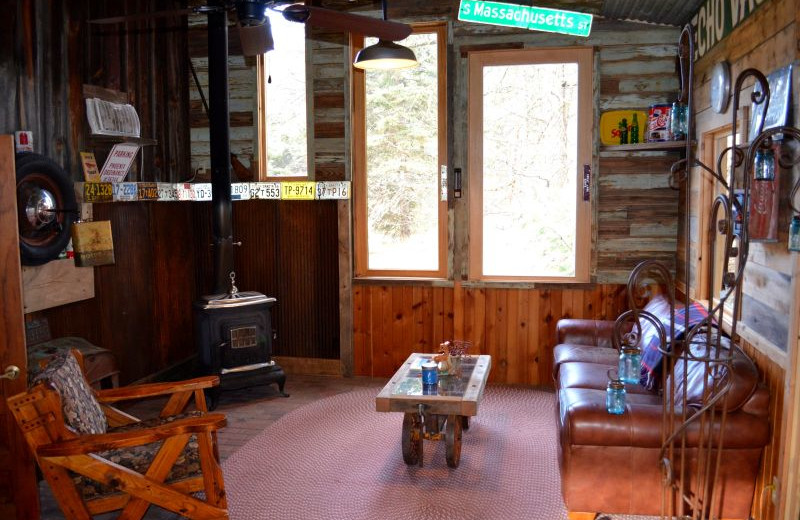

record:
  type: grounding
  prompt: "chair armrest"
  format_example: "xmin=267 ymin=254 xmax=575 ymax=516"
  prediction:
xmin=95 ymin=376 xmax=220 ymax=403
xmin=557 ymin=319 xmax=621 ymax=348
xmin=36 ymin=413 xmax=227 ymax=456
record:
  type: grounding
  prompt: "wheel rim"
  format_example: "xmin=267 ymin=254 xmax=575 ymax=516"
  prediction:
xmin=17 ymin=172 xmax=65 ymax=247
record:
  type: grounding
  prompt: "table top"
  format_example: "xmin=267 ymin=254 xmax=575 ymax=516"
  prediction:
xmin=375 ymin=353 xmax=492 ymax=416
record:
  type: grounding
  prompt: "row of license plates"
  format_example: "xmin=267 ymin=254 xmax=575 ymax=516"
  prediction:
xmin=78 ymin=181 xmax=350 ymax=203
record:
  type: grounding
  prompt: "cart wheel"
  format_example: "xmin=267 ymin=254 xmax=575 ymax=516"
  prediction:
xmin=402 ymin=412 xmax=423 ymax=466
xmin=446 ymin=414 xmax=462 ymax=468
xmin=461 ymin=416 xmax=470 ymax=430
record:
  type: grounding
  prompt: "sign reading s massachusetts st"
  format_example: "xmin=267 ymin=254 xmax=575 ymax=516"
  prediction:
xmin=458 ymin=0 xmax=593 ymax=37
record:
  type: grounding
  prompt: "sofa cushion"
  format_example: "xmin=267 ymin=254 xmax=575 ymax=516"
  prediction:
xmin=33 ymin=350 xmax=107 ymax=435
xmin=558 ymin=362 xmax=654 ymax=395
xmin=552 ymin=344 xmax=619 ymax=380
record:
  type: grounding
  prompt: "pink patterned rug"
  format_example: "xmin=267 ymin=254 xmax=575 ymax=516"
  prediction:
xmin=222 ymin=386 xmax=656 ymax=520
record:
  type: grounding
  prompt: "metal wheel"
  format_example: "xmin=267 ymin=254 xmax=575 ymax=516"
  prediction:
xmin=445 ymin=414 xmax=462 ymax=468
xmin=402 ymin=412 xmax=423 ymax=465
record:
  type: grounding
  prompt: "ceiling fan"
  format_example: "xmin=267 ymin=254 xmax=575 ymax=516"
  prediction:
xmin=89 ymin=0 xmax=412 ymax=56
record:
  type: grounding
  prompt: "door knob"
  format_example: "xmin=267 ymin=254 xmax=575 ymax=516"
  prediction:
xmin=1 ymin=365 xmax=20 ymax=381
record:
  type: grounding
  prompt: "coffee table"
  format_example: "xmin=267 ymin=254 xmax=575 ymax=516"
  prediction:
xmin=375 ymin=353 xmax=492 ymax=468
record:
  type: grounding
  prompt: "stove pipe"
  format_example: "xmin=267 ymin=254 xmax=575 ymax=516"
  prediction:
xmin=208 ymin=10 xmax=234 ymax=294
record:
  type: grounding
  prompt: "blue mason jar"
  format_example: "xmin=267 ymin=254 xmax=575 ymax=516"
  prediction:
xmin=606 ymin=379 xmax=626 ymax=415
xmin=618 ymin=346 xmax=642 ymax=384
xmin=789 ymin=215 xmax=800 ymax=252
xmin=421 ymin=361 xmax=438 ymax=385
xmin=754 ymin=147 xmax=775 ymax=181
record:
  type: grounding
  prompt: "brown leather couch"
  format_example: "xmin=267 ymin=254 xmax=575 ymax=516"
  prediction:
xmin=553 ymin=301 xmax=770 ymax=519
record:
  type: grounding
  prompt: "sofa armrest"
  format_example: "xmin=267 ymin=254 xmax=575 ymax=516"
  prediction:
xmin=557 ymin=319 xmax=620 ymax=348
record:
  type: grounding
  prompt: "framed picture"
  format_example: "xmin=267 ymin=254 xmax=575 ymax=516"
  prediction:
xmin=749 ymin=64 xmax=792 ymax=140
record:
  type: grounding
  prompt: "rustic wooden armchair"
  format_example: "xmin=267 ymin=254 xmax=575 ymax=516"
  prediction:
xmin=7 ymin=349 xmax=229 ymax=520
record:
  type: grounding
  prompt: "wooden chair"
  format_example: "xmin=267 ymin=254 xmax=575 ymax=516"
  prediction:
xmin=7 ymin=349 xmax=229 ymax=520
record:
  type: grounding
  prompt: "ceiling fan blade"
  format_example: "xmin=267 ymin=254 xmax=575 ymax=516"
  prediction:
xmin=89 ymin=8 xmax=194 ymax=25
xmin=282 ymin=5 xmax=412 ymax=41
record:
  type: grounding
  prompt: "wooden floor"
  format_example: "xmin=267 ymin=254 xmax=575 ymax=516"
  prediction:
xmin=39 ymin=373 xmax=385 ymax=519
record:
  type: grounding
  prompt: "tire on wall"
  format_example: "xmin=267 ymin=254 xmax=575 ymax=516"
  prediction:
xmin=15 ymin=152 xmax=77 ymax=266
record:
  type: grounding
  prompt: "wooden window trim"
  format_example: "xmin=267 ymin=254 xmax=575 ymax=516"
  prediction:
xmin=466 ymin=46 xmax=593 ymax=283
xmin=352 ymin=22 xmax=448 ymax=279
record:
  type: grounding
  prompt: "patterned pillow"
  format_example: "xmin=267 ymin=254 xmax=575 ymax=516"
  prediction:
xmin=34 ymin=350 xmax=107 ymax=435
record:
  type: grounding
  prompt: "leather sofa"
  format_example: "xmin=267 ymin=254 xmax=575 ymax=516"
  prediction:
xmin=553 ymin=296 xmax=770 ymax=519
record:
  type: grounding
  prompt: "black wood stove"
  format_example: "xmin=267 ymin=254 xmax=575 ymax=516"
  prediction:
xmin=193 ymin=10 xmax=286 ymax=409
xmin=195 ymin=274 xmax=286 ymax=409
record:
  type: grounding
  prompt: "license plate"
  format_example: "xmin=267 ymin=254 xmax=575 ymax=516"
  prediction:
xmin=157 ymin=183 xmax=178 ymax=201
xmin=113 ymin=182 xmax=138 ymax=202
xmin=192 ymin=183 xmax=212 ymax=201
xmin=82 ymin=182 xmax=113 ymax=203
xmin=137 ymin=182 xmax=159 ymax=201
xmin=249 ymin=182 xmax=281 ymax=200
xmin=316 ymin=181 xmax=350 ymax=200
xmin=231 ymin=182 xmax=251 ymax=200
xmin=281 ymin=181 xmax=315 ymax=200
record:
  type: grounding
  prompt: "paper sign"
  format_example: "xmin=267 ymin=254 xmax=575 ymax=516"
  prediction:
xmin=80 ymin=152 xmax=101 ymax=182
xmin=100 ymin=143 xmax=140 ymax=183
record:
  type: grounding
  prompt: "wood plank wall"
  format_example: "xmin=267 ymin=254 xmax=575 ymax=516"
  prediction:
xmin=354 ymin=283 xmax=627 ymax=384
xmin=686 ymin=0 xmax=798 ymax=515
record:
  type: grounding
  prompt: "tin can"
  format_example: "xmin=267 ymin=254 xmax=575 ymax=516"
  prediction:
xmin=421 ymin=361 xmax=438 ymax=385
xmin=646 ymin=104 xmax=672 ymax=142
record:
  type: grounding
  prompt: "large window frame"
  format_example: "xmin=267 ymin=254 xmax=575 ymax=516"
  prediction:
xmin=467 ymin=47 xmax=593 ymax=283
xmin=352 ymin=22 xmax=448 ymax=279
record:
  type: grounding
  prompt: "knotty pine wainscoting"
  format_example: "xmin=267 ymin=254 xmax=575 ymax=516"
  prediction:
xmin=353 ymin=282 xmax=628 ymax=386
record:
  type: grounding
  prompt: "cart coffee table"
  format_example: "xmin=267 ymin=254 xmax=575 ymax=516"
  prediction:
xmin=375 ymin=353 xmax=492 ymax=468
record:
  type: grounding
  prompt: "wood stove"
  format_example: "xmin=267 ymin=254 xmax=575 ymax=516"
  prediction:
xmin=191 ymin=11 xmax=286 ymax=409
xmin=194 ymin=274 xmax=286 ymax=409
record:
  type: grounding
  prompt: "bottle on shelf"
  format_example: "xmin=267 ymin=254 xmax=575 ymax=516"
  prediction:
xmin=618 ymin=118 xmax=628 ymax=145
xmin=789 ymin=215 xmax=800 ymax=252
xmin=630 ymin=113 xmax=639 ymax=144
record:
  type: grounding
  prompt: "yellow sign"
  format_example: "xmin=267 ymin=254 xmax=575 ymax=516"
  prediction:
xmin=599 ymin=110 xmax=647 ymax=146
xmin=281 ymin=182 xmax=316 ymax=200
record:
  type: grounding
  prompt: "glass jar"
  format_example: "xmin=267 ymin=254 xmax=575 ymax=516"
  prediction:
xmin=606 ymin=379 xmax=626 ymax=415
xmin=618 ymin=346 xmax=642 ymax=384
xmin=789 ymin=215 xmax=800 ymax=252
xmin=669 ymin=101 xmax=688 ymax=141
xmin=754 ymin=147 xmax=775 ymax=181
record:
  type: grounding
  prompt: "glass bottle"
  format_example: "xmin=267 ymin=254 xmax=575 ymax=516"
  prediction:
xmin=618 ymin=346 xmax=642 ymax=384
xmin=789 ymin=215 xmax=800 ymax=252
xmin=754 ymin=147 xmax=775 ymax=181
xmin=669 ymin=101 xmax=687 ymax=141
xmin=606 ymin=378 xmax=626 ymax=415
xmin=618 ymin=118 xmax=628 ymax=145
xmin=630 ymin=113 xmax=639 ymax=144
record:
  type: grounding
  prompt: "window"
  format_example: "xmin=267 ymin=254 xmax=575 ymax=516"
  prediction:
xmin=257 ymin=8 xmax=309 ymax=178
xmin=467 ymin=47 xmax=592 ymax=282
xmin=353 ymin=23 xmax=447 ymax=277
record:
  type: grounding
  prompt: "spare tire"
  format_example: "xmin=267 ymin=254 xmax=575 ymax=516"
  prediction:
xmin=16 ymin=152 xmax=77 ymax=266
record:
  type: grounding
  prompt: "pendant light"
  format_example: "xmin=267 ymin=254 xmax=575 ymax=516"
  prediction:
xmin=353 ymin=0 xmax=417 ymax=70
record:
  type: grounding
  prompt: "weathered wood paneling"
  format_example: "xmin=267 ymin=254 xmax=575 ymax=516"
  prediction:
xmin=354 ymin=283 xmax=627 ymax=385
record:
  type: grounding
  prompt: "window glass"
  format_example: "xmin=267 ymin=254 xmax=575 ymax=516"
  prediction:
xmin=481 ymin=62 xmax=578 ymax=276
xmin=264 ymin=9 xmax=307 ymax=177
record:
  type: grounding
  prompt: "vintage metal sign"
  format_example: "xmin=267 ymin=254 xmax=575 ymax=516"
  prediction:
xmin=692 ymin=0 xmax=767 ymax=60
xmin=458 ymin=0 xmax=593 ymax=37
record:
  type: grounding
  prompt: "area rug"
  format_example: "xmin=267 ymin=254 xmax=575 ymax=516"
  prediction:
xmin=222 ymin=386 xmax=655 ymax=520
